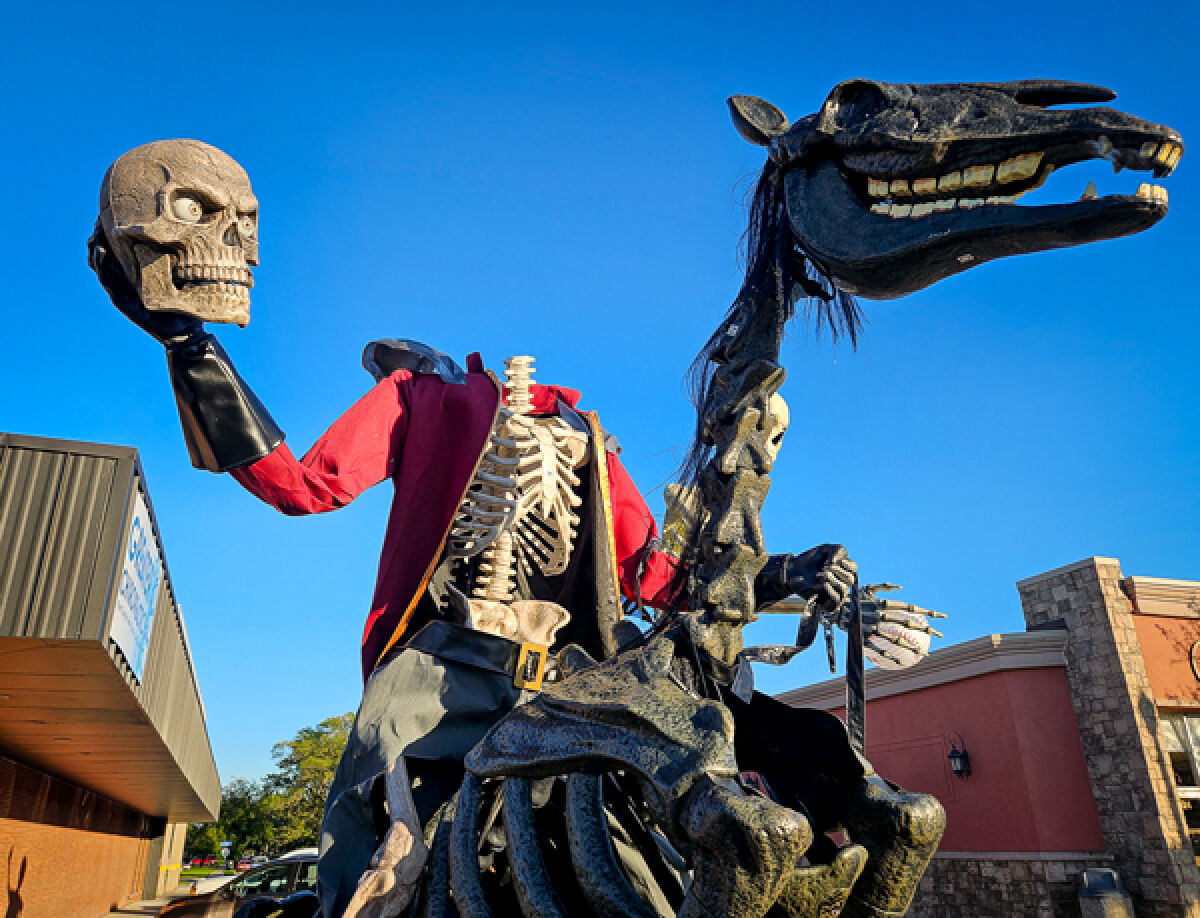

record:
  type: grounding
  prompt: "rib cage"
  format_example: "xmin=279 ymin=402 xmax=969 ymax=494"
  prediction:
xmin=446 ymin=355 xmax=586 ymax=582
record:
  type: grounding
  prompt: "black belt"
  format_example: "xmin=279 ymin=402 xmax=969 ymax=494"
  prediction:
xmin=404 ymin=620 xmax=551 ymax=691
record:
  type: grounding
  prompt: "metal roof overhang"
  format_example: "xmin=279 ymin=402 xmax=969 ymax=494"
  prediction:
xmin=0 ymin=637 xmax=218 ymax=822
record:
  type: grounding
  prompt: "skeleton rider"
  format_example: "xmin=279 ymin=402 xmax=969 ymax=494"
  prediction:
xmin=88 ymin=139 xmax=859 ymax=918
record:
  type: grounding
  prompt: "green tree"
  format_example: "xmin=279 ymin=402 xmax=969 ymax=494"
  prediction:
xmin=219 ymin=778 xmax=277 ymax=860
xmin=267 ymin=713 xmax=354 ymax=850
xmin=185 ymin=822 xmax=222 ymax=859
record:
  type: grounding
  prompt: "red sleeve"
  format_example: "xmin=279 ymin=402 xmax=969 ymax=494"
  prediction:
xmin=230 ymin=370 xmax=413 ymax=516
xmin=605 ymin=451 xmax=687 ymax=609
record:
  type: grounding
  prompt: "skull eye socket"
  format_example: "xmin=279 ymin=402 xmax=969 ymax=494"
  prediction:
xmin=172 ymin=195 xmax=205 ymax=223
xmin=238 ymin=215 xmax=256 ymax=238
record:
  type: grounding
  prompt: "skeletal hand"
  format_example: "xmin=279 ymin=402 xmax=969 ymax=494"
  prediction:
xmin=849 ymin=583 xmax=947 ymax=669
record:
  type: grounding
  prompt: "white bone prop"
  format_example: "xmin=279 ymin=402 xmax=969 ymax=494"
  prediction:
xmin=864 ymin=610 xmax=933 ymax=670
xmin=469 ymin=357 xmax=534 ymax=610
xmin=450 ymin=355 xmax=578 ymax=647
xmin=447 ymin=356 xmax=586 ymax=575
xmin=661 ymin=393 xmax=788 ymax=559
xmin=763 ymin=392 xmax=789 ymax=463
xmin=99 ymin=139 xmax=259 ymax=326
xmin=341 ymin=756 xmax=429 ymax=918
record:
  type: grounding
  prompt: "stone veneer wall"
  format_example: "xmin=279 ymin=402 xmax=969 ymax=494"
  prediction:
xmin=912 ymin=854 xmax=1115 ymax=918
xmin=1018 ymin=557 xmax=1200 ymax=917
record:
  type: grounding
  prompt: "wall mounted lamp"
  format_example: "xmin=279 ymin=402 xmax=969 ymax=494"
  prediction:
xmin=947 ymin=733 xmax=971 ymax=780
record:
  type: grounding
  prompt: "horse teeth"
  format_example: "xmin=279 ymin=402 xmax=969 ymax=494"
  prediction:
xmin=1136 ymin=183 xmax=1168 ymax=203
xmin=959 ymin=198 xmax=984 ymax=209
xmin=911 ymin=178 xmax=937 ymax=195
xmin=1154 ymin=143 xmax=1174 ymax=166
xmin=868 ymin=178 xmax=890 ymax=197
xmin=879 ymin=198 xmax=959 ymax=217
xmin=937 ymin=171 xmax=963 ymax=192
xmin=1140 ymin=141 xmax=1158 ymax=160
xmin=962 ymin=164 xmax=995 ymax=187
xmin=890 ymin=179 xmax=911 ymax=196
xmin=996 ymin=152 xmax=1043 ymax=183
xmin=985 ymin=195 xmax=1018 ymax=205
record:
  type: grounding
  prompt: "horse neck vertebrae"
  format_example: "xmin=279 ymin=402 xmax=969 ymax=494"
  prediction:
xmin=448 ymin=356 xmax=587 ymax=595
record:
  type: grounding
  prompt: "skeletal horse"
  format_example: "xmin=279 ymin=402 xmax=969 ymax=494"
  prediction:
xmin=145 ymin=80 xmax=1179 ymax=918
xmin=385 ymin=79 xmax=1183 ymax=918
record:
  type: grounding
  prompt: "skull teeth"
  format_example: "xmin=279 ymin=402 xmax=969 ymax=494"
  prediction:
xmin=174 ymin=264 xmax=254 ymax=287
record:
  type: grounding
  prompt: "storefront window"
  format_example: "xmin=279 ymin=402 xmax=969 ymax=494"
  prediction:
xmin=1159 ymin=712 xmax=1200 ymax=859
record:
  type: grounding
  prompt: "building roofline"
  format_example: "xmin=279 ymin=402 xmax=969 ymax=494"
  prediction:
xmin=1122 ymin=575 xmax=1200 ymax=619
xmin=1015 ymin=557 xmax=1121 ymax=588
xmin=776 ymin=630 xmax=1068 ymax=710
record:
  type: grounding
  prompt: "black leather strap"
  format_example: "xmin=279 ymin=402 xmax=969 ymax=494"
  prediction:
xmin=404 ymin=620 xmax=522 ymax=676
xmin=845 ymin=574 xmax=865 ymax=755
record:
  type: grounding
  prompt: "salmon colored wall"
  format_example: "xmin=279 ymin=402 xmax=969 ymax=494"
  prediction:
xmin=826 ymin=667 xmax=1104 ymax=852
xmin=0 ymin=818 xmax=148 ymax=917
xmin=1133 ymin=614 xmax=1200 ymax=704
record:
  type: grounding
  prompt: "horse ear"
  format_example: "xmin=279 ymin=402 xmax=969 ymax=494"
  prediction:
xmin=728 ymin=95 xmax=789 ymax=146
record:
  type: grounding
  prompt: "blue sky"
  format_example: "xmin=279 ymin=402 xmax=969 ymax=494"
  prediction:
xmin=2 ymin=1 xmax=1197 ymax=782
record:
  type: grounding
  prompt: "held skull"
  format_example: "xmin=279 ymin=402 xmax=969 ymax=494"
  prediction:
xmin=98 ymin=139 xmax=258 ymax=326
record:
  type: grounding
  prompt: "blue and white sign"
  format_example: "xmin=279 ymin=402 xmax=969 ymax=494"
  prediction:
xmin=111 ymin=489 xmax=163 ymax=681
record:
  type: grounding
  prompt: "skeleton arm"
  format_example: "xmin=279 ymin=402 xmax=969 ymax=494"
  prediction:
xmin=88 ymin=224 xmax=284 ymax=473
xmin=91 ymin=219 xmax=416 ymax=508
xmin=230 ymin=373 xmax=412 ymax=515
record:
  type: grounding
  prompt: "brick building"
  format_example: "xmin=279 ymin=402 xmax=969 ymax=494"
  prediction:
xmin=781 ymin=556 xmax=1200 ymax=917
xmin=0 ymin=433 xmax=220 ymax=917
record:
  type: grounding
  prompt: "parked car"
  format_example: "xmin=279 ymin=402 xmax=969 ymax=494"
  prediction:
xmin=279 ymin=847 xmax=317 ymax=859
xmin=156 ymin=853 xmax=318 ymax=918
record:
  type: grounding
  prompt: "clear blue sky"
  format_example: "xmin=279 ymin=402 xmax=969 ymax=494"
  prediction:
xmin=2 ymin=1 xmax=1197 ymax=783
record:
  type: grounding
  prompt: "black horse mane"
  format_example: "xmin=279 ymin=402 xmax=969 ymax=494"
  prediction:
xmin=666 ymin=161 xmax=863 ymax=604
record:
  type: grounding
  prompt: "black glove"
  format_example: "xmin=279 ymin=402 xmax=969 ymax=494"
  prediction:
xmin=87 ymin=222 xmax=205 ymax=349
xmin=87 ymin=221 xmax=284 ymax=473
xmin=754 ymin=544 xmax=857 ymax=613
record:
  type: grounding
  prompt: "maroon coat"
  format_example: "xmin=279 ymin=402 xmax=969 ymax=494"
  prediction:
xmin=231 ymin=352 xmax=682 ymax=681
